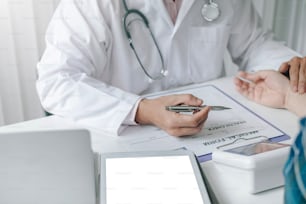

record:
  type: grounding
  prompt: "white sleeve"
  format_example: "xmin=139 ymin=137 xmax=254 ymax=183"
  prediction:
xmin=36 ymin=0 xmax=140 ymax=135
xmin=122 ymin=98 xmax=143 ymax=126
xmin=228 ymin=0 xmax=301 ymax=72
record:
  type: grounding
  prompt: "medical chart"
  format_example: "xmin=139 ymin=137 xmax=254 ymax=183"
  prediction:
xmin=118 ymin=84 xmax=288 ymax=161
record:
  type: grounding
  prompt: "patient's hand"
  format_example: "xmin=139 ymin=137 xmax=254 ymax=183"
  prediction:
xmin=234 ymin=70 xmax=290 ymax=109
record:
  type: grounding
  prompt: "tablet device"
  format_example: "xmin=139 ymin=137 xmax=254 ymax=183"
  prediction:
xmin=99 ymin=150 xmax=211 ymax=204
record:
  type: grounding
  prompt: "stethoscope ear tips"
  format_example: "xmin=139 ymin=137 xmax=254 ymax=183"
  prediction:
xmin=201 ymin=2 xmax=220 ymax=22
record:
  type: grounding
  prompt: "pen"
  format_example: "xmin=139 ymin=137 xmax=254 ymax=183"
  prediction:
xmin=165 ymin=105 xmax=231 ymax=112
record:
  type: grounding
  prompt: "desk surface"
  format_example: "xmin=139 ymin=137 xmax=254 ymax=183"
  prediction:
xmin=0 ymin=77 xmax=300 ymax=204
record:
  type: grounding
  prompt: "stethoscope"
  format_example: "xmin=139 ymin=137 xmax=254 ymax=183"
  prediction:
xmin=202 ymin=0 xmax=221 ymax=22
xmin=122 ymin=0 xmax=221 ymax=81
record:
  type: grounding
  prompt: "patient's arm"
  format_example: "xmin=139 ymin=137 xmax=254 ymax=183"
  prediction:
xmin=234 ymin=70 xmax=306 ymax=117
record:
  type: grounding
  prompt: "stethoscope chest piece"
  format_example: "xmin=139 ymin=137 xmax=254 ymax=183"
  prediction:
xmin=201 ymin=1 xmax=220 ymax=22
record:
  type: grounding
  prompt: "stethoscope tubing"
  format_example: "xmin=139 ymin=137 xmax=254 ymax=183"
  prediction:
xmin=122 ymin=0 xmax=167 ymax=81
xmin=121 ymin=0 xmax=220 ymax=80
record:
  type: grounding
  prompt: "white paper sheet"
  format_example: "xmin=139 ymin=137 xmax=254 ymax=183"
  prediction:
xmin=119 ymin=84 xmax=287 ymax=158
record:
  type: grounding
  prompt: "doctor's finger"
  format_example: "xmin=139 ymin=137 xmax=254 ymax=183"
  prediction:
xmin=166 ymin=117 xmax=205 ymax=137
xmin=288 ymin=58 xmax=300 ymax=92
xmin=173 ymin=107 xmax=210 ymax=128
xmin=298 ymin=58 xmax=306 ymax=94
xmin=166 ymin=120 xmax=205 ymax=137
xmin=171 ymin=94 xmax=203 ymax=106
xmin=279 ymin=61 xmax=289 ymax=73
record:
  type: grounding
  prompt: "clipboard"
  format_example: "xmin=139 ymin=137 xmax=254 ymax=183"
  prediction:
xmin=119 ymin=84 xmax=290 ymax=163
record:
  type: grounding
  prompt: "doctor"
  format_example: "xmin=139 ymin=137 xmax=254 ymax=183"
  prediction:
xmin=37 ymin=0 xmax=302 ymax=136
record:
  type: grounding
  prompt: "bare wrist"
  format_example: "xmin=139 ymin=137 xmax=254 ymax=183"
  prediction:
xmin=135 ymin=98 xmax=152 ymax=125
xmin=285 ymin=87 xmax=306 ymax=117
xmin=284 ymin=86 xmax=291 ymax=110
xmin=284 ymin=86 xmax=296 ymax=112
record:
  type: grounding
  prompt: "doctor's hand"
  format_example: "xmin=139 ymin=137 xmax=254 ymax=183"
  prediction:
xmin=279 ymin=56 xmax=306 ymax=94
xmin=135 ymin=94 xmax=210 ymax=137
xmin=234 ymin=70 xmax=290 ymax=109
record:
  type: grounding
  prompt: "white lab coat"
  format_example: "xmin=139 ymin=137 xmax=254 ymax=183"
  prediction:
xmin=37 ymin=0 xmax=298 ymax=135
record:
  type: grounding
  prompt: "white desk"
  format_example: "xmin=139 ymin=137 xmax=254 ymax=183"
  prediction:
xmin=0 ymin=77 xmax=300 ymax=204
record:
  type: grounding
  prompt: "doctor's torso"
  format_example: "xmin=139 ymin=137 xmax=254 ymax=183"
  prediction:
xmin=45 ymin=0 xmax=236 ymax=95
xmin=101 ymin=0 xmax=234 ymax=94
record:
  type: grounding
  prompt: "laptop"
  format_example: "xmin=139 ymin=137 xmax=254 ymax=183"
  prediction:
xmin=0 ymin=129 xmax=96 ymax=204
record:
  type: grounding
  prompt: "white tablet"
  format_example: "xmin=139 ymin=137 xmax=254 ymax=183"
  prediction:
xmin=99 ymin=150 xmax=211 ymax=204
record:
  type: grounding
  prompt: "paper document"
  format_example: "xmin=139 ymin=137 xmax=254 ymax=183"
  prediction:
xmin=119 ymin=84 xmax=288 ymax=162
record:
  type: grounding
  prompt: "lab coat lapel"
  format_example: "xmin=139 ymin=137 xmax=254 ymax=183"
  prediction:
xmin=174 ymin=0 xmax=195 ymax=32
xmin=150 ymin=0 xmax=174 ymax=29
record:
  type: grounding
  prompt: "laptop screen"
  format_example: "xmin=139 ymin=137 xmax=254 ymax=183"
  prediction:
xmin=0 ymin=129 xmax=96 ymax=204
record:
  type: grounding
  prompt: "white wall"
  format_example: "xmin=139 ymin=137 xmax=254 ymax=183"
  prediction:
xmin=0 ymin=0 xmax=58 ymax=126
xmin=226 ymin=0 xmax=306 ymax=76
xmin=0 ymin=98 xmax=4 ymax=126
